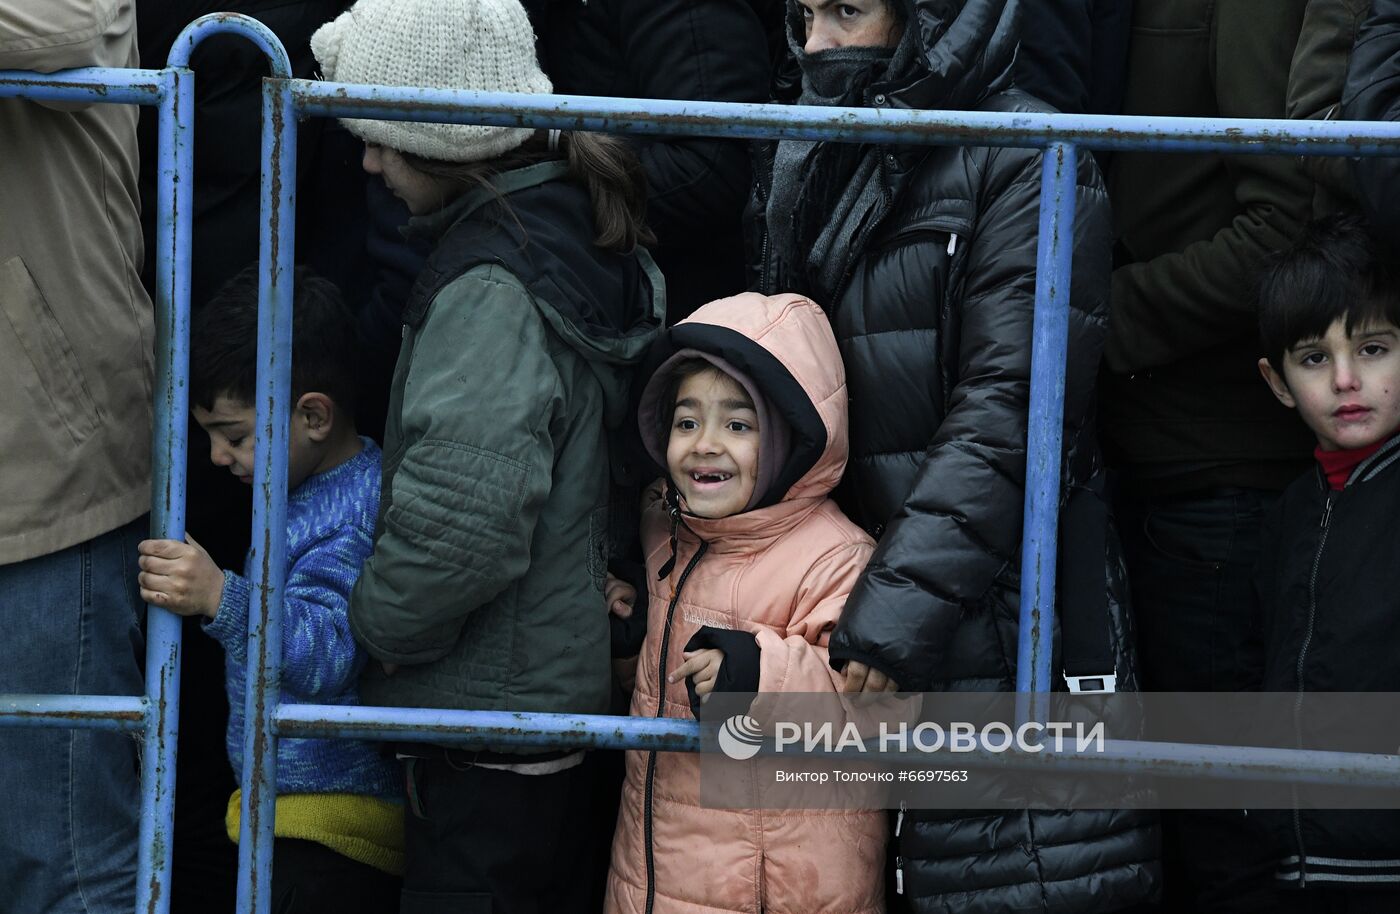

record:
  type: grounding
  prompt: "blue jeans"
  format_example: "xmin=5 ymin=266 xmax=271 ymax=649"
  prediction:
xmin=0 ymin=517 xmax=146 ymax=914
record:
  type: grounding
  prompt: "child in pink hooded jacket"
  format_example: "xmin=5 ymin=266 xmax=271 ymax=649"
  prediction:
xmin=605 ymin=292 xmax=886 ymax=914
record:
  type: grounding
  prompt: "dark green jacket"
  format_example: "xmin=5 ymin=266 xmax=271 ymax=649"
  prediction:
xmin=1102 ymin=0 xmax=1315 ymax=493
xmin=1288 ymin=0 xmax=1369 ymax=213
xmin=349 ymin=162 xmax=664 ymax=722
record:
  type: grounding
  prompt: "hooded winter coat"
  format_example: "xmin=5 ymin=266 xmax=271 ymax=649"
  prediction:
xmin=754 ymin=2 xmax=1159 ymax=911
xmin=605 ymin=292 xmax=885 ymax=914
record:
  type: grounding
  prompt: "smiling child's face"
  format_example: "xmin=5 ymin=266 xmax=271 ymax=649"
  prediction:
xmin=666 ymin=368 xmax=760 ymax=519
xmin=1259 ymin=318 xmax=1400 ymax=452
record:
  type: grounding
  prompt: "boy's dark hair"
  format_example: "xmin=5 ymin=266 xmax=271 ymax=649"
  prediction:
xmin=1259 ymin=214 xmax=1400 ymax=374
xmin=191 ymin=264 xmax=359 ymax=418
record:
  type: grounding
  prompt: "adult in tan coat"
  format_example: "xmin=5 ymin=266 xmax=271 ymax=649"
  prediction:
xmin=606 ymin=293 xmax=885 ymax=914
xmin=0 ymin=2 xmax=153 ymax=911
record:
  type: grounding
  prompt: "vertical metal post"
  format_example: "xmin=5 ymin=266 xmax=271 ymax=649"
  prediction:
xmin=165 ymin=17 xmax=297 ymax=913
xmin=137 ymin=65 xmax=193 ymax=914
xmin=235 ymin=74 xmax=298 ymax=914
xmin=1017 ymin=143 xmax=1079 ymax=723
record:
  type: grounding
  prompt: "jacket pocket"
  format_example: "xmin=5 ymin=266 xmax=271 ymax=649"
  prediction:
xmin=0 ymin=256 xmax=101 ymax=446
xmin=873 ymin=215 xmax=973 ymax=254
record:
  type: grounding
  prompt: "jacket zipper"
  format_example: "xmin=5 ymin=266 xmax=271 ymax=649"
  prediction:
xmin=643 ymin=539 xmax=709 ymax=914
xmin=875 ymin=217 xmax=969 ymax=252
xmin=1292 ymin=489 xmax=1334 ymax=886
xmin=760 ymin=228 xmax=772 ymax=292
xmin=894 ymin=800 xmax=907 ymax=894
xmin=754 ymin=145 xmax=775 ymax=291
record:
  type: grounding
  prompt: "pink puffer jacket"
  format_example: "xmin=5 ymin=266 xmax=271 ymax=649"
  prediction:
xmin=605 ymin=293 xmax=886 ymax=914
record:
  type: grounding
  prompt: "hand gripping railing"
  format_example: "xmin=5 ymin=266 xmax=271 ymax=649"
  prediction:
xmin=6 ymin=12 xmax=1400 ymax=914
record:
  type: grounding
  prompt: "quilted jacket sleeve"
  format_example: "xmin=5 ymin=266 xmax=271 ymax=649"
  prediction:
xmin=1344 ymin=0 xmax=1400 ymax=242
xmin=349 ymin=267 xmax=560 ymax=665
xmin=754 ymin=538 xmax=873 ymax=694
xmin=830 ymin=147 xmax=1113 ymax=692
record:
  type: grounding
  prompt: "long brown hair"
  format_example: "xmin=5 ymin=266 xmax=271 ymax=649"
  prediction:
xmin=401 ymin=130 xmax=655 ymax=253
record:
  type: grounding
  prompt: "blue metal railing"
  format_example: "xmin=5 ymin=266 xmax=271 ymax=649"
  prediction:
xmin=5 ymin=11 xmax=1400 ymax=914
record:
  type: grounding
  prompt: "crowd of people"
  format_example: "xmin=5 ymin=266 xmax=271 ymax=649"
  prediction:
xmin=8 ymin=0 xmax=1400 ymax=913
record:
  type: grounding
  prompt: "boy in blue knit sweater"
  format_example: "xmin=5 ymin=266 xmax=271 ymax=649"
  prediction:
xmin=137 ymin=266 xmax=402 ymax=911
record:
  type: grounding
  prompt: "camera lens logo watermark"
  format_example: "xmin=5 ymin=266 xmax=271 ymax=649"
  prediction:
xmin=718 ymin=715 xmax=765 ymax=760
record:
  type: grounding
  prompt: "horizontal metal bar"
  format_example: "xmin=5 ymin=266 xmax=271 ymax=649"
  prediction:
xmin=294 ymin=81 xmax=1400 ymax=156
xmin=0 ymin=694 xmax=147 ymax=732
xmin=4 ymin=66 xmax=1398 ymax=155
xmin=275 ymin=704 xmax=701 ymax=752
xmin=867 ymin=737 xmax=1400 ymax=789
xmin=1052 ymin=739 xmax=1400 ymax=788
xmin=0 ymin=67 xmax=167 ymax=105
xmin=277 ymin=705 xmax=1400 ymax=787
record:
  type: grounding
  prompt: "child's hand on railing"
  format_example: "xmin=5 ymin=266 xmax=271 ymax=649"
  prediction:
xmin=137 ymin=534 xmax=225 ymax=620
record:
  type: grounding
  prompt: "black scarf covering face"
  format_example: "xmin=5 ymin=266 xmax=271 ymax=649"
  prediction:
xmin=765 ymin=45 xmax=895 ymax=301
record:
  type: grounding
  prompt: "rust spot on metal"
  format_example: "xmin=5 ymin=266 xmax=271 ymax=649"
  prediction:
xmin=145 ymin=870 xmax=162 ymax=913
xmin=275 ymin=717 xmax=701 ymax=752
xmin=270 ymin=88 xmax=287 ymax=265
xmin=0 ymin=77 xmax=107 ymax=95
xmin=10 ymin=708 xmax=146 ymax=723
xmin=246 ymin=521 xmax=277 ymax=864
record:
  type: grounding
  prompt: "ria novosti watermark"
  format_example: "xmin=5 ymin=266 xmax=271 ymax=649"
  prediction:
xmin=697 ymin=692 xmax=1400 ymax=811
xmin=720 ymin=713 xmax=1105 ymax=760
xmin=765 ymin=718 xmax=1106 ymax=757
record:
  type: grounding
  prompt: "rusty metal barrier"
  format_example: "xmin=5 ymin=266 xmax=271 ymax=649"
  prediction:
xmin=6 ymin=11 xmax=1400 ymax=913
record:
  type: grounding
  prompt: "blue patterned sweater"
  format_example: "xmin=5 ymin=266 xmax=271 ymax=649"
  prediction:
xmin=204 ymin=439 xmax=399 ymax=798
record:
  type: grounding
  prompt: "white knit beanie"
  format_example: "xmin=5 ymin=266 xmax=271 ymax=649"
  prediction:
xmin=311 ymin=0 xmax=553 ymax=163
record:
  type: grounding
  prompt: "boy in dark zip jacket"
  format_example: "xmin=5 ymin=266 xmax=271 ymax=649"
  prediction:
xmin=1253 ymin=214 xmax=1400 ymax=908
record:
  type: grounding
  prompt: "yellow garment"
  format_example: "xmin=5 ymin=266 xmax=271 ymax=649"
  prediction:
xmin=226 ymin=790 xmax=404 ymax=875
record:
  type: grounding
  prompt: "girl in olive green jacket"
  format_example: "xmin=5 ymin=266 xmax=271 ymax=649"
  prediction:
xmin=315 ymin=0 xmax=663 ymax=907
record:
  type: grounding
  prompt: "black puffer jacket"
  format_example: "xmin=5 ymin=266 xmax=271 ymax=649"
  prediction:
xmin=757 ymin=1 xmax=1159 ymax=910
